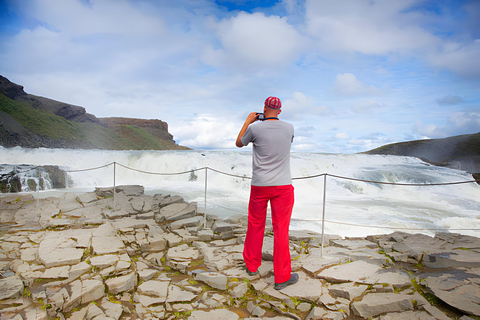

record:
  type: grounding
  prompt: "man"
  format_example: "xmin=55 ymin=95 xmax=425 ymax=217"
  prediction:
xmin=235 ymin=96 xmax=298 ymax=290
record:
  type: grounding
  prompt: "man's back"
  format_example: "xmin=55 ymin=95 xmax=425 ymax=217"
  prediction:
xmin=241 ymin=120 xmax=294 ymax=186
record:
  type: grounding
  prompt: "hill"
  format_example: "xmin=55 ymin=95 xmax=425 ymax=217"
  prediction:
xmin=0 ymin=76 xmax=190 ymax=150
xmin=363 ymin=133 xmax=480 ymax=173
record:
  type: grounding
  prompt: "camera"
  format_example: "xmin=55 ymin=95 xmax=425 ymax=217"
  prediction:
xmin=256 ymin=113 xmax=265 ymax=121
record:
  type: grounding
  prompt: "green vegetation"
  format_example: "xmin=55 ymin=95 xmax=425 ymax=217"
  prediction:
xmin=0 ymin=93 xmax=82 ymax=140
xmin=0 ymin=93 xmax=187 ymax=150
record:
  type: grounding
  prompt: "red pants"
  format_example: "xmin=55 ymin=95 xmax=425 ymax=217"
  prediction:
xmin=243 ymin=185 xmax=294 ymax=283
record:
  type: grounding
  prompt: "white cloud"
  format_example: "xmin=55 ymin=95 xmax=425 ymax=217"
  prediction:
xmin=282 ymin=92 xmax=332 ymax=120
xmin=304 ymin=0 xmax=438 ymax=55
xmin=171 ymin=114 xmax=239 ymax=149
xmin=429 ymin=40 xmax=480 ymax=78
xmin=333 ymin=73 xmax=382 ymax=96
xmin=202 ymin=11 xmax=305 ymax=70
xmin=335 ymin=132 xmax=350 ymax=140
xmin=23 ymin=0 xmax=165 ymax=37
xmin=412 ymin=111 xmax=480 ymax=138
xmin=352 ymin=99 xmax=384 ymax=114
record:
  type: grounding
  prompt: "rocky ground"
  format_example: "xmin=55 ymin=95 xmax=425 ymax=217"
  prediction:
xmin=0 ymin=185 xmax=479 ymax=320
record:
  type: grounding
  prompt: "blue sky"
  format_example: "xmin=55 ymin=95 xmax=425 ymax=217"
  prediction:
xmin=0 ymin=0 xmax=479 ymax=153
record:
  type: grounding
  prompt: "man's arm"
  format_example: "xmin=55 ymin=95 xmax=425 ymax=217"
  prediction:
xmin=236 ymin=112 xmax=258 ymax=148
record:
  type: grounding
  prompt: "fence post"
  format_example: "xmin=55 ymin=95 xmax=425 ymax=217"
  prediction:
xmin=204 ymin=167 xmax=208 ymax=228
xmin=113 ymin=162 xmax=116 ymax=212
xmin=321 ymin=174 xmax=327 ymax=258
xmin=37 ymin=166 xmax=40 ymax=208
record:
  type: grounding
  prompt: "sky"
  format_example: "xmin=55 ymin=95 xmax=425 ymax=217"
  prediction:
xmin=0 ymin=0 xmax=479 ymax=153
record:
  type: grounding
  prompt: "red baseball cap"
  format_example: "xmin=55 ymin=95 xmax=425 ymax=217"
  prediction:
xmin=264 ymin=96 xmax=281 ymax=109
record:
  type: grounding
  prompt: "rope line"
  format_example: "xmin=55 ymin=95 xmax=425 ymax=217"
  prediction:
xmin=116 ymin=162 xmax=203 ymax=176
xmin=290 ymin=218 xmax=480 ymax=231
xmin=64 ymin=163 xmax=113 ymax=173
xmin=326 ymin=173 xmax=477 ymax=186
xmin=7 ymin=162 xmax=479 ymax=186
xmin=207 ymin=167 xmax=252 ymax=179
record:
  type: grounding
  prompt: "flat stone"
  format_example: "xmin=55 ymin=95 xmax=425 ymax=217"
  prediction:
xmin=262 ymin=286 xmax=295 ymax=309
xmin=189 ymin=309 xmax=240 ymax=320
xmin=228 ymin=282 xmax=248 ymax=298
xmin=169 ymin=216 xmax=203 ymax=230
xmin=162 ymin=202 xmax=197 ymax=221
xmin=38 ymin=232 xmax=84 ymax=268
xmin=167 ymin=284 xmax=196 ymax=302
xmin=328 ymin=282 xmax=368 ymax=300
xmin=278 ymin=271 xmax=323 ymax=303
xmin=89 ymin=254 xmax=119 ymax=269
xmin=331 ymin=238 xmax=378 ymax=250
xmin=301 ymin=254 xmax=348 ymax=275
xmin=105 ymin=272 xmax=137 ymax=294
xmin=195 ymin=272 xmax=228 ymax=290
xmin=112 ymin=218 xmax=152 ymax=231
xmin=91 ymin=224 xmax=126 ymax=255
xmin=42 ymin=266 xmax=70 ymax=278
xmin=262 ymin=236 xmax=274 ymax=261
xmin=162 ymin=232 xmax=183 ymax=247
xmin=247 ymin=301 xmax=266 ymax=317
xmin=196 ymin=229 xmax=214 ymax=241
xmin=421 ymin=269 xmax=480 ymax=316
xmin=116 ymin=185 xmax=145 ymax=196
xmin=306 ymin=306 xmax=328 ymax=320
xmin=130 ymin=195 xmax=153 ymax=213
xmin=81 ymin=279 xmax=105 ymax=304
xmin=64 ymin=280 xmax=83 ymax=312
xmin=101 ymin=297 xmax=123 ymax=320
xmin=422 ymin=249 xmax=480 ymax=268
xmin=0 ymin=277 xmax=24 ymax=300
xmin=21 ymin=247 xmax=38 ymax=262
xmin=318 ymin=260 xmax=411 ymax=287
xmin=69 ymin=261 xmax=91 ymax=279
xmin=377 ymin=311 xmax=436 ymax=320
xmin=351 ymin=293 xmax=414 ymax=319
xmin=211 ymin=221 xmax=242 ymax=233
xmin=137 ymin=280 xmax=170 ymax=302
xmin=76 ymin=192 xmax=98 ymax=204
xmin=167 ymin=243 xmax=199 ymax=261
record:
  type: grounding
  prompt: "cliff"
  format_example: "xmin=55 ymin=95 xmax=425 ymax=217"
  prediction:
xmin=0 ymin=76 xmax=190 ymax=150
xmin=363 ymin=133 xmax=480 ymax=173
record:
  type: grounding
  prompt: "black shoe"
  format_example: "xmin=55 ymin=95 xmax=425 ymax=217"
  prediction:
xmin=274 ymin=273 xmax=299 ymax=290
xmin=245 ymin=266 xmax=258 ymax=276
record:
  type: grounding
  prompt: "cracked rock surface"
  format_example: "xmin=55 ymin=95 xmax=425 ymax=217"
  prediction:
xmin=1 ymin=186 xmax=479 ymax=319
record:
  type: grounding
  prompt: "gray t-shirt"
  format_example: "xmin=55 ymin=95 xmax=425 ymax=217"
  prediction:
xmin=241 ymin=120 xmax=294 ymax=186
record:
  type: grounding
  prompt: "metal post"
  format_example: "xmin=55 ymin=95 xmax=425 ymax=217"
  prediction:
xmin=36 ymin=166 xmax=40 ymax=208
xmin=204 ymin=167 xmax=208 ymax=228
xmin=321 ymin=174 xmax=327 ymax=258
xmin=113 ymin=162 xmax=116 ymax=212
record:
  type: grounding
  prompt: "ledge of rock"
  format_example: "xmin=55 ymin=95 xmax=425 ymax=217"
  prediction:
xmin=1 ymin=186 xmax=479 ymax=319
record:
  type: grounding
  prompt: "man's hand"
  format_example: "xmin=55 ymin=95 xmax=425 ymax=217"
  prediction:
xmin=236 ymin=112 xmax=259 ymax=147
xmin=246 ymin=112 xmax=259 ymax=124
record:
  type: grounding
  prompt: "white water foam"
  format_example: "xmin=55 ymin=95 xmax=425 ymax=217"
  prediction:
xmin=1 ymin=147 xmax=479 ymax=238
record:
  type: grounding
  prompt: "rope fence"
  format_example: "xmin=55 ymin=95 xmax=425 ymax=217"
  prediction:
xmin=5 ymin=162 xmax=480 ymax=255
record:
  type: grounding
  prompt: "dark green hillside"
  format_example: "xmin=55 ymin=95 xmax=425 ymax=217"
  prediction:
xmin=364 ymin=132 xmax=480 ymax=173
xmin=0 ymin=93 xmax=188 ymax=150
xmin=0 ymin=93 xmax=82 ymax=140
